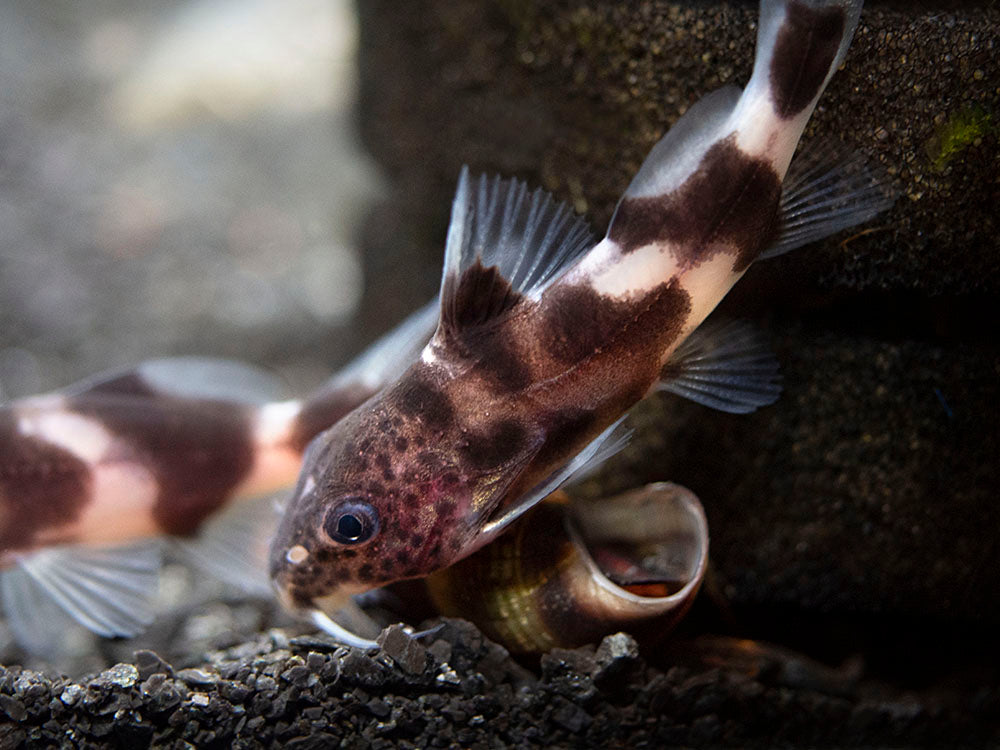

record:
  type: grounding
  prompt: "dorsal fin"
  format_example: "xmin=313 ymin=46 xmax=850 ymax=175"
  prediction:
xmin=615 ymin=85 xmax=742 ymax=204
xmin=439 ymin=168 xmax=597 ymax=334
xmin=62 ymin=357 xmax=288 ymax=404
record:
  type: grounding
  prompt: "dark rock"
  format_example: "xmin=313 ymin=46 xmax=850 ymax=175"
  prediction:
xmin=281 ymin=664 xmax=314 ymax=687
xmin=540 ymin=648 xmax=598 ymax=704
xmin=376 ymin=625 xmax=428 ymax=675
xmin=134 ymin=650 xmax=173 ymax=681
xmin=218 ymin=680 xmax=251 ymax=704
xmin=549 ymin=695 xmax=592 ymax=733
xmin=340 ymin=650 xmax=390 ymax=689
xmin=175 ymin=667 xmax=219 ymax=687
xmin=366 ymin=697 xmax=391 ymax=718
xmin=592 ymin=632 xmax=640 ymax=688
xmin=0 ymin=694 xmax=26 ymax=722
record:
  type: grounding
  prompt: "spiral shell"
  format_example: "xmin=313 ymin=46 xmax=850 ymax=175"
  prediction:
xmin=421 ymin=482 xmax=709 ymax=653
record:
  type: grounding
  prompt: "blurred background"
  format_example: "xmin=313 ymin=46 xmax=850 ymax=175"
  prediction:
xmin=0 ymin=0 xmax=382 ymax=400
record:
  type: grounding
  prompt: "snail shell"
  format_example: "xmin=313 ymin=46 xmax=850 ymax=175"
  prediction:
xmin=422 ymin=482 xmax=709 ymax=653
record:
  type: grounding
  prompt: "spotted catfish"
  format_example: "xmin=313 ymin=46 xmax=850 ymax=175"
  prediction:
xmin=0 ymin=303 xmax=435 ymax=653
xmin=270 ymin=0 xmax=892 ymax=648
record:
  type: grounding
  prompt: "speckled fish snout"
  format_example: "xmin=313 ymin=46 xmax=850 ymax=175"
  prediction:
xmin=268 ymin=386 xmax=528 ymax=617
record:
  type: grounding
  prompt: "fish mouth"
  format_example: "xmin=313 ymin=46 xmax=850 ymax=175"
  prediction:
xmin=272 ymin=583 xmax=384 ymax=650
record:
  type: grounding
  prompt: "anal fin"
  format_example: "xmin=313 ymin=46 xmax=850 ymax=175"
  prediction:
xmin=660 ymin=319 xmax=782 ymax=414
xmin=0 ymin=541 xmax=160 ymax=654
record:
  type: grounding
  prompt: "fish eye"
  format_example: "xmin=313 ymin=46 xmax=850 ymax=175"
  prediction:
xmin=323 ymin=498 xmax=379 ymax=546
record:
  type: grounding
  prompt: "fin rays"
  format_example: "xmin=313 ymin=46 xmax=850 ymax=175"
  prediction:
xmin=0 ymin=542 xmax=161 ymax=653
xmin=660 ymin=319 xmax=782 ymax=414
xmin=763 ymin=140 xmax=895 ymax=259
xmin=440 ymin=168 xmax=597 ymax=333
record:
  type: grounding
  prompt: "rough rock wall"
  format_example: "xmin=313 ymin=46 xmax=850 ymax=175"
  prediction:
xmin=353 ymin=0 xmax=1000 ymax=734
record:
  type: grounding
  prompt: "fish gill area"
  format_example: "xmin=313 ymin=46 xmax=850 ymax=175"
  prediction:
xmin=1 ymin=0 xmax=998 ymax=747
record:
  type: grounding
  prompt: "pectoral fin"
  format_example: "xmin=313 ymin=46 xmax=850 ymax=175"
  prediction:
xmin=0 ymin=541 xmax=160 ymax=654
xmin=477 ymin=417 xmax=631 ymax=546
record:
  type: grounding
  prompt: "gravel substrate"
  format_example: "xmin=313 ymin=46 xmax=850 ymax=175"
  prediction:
xmin=3 ymin=621 xmax=997 ymax=748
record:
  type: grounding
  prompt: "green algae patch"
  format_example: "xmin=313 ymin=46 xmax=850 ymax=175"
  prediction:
xmin=926 ymin=105 xmax=994 ymax=172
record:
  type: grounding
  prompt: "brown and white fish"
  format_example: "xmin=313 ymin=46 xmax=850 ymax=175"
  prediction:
xmin=270 ymin=0 xmax=892 ymax=648
xmin=0 ymin=303 xmax=435 ymax=653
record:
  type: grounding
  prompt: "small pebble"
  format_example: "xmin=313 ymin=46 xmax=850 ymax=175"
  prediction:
xmin=0 ymin=694 xmax=26 ymax=722
xmin=60 ymin=684 xmax=83 ymax=706
xmin=176 ymin=668 xmax=219 ymax=687
xmin=376 ymin=625 xmax=427 ymax=675
xmin=101 ymin=664 xmax=139 ymax=689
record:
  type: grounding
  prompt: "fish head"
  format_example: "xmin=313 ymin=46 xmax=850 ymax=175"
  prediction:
xmin=269 ymin=385 xmax=538 ymax=615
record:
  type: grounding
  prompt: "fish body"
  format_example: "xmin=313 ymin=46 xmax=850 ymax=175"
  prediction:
xmin=0 ymin=305 xmax=436 ymax=651
xmin=270 ymin=0 xmax=888 ymax=635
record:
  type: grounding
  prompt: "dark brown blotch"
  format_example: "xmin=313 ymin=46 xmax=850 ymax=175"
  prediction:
xmin=469 ymin=327 xmax=533 ymax=392
xmin=541 ymin=280 xmax=692 ymax=367
xmin=440 ymin=261 xmax=533 ymax=392
xmin=460 ymin=419 xmax=530 ymax=470
xmin=609 ymin=137 xmax=781 ymax=271
xmin=0 ymin=410 xmax=92 ymax=551
xmin=435 ymin=498 xmax=456 ymax=516
xmin=66 ymin=393 xmax=257 ymax=536
xmin=535 ymin=409 xmax=597 ymax=471
xmin=440 ymin=259 xmax=523 ymax=334
xmin=395 ymin=377 xmax=454 ymax=432
xmin=375 ymin=452 xmax=395 ymax=481
xmin=769 ymin=1 xmax=845 ymax=119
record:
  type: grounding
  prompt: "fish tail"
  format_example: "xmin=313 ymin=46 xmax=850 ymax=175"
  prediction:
xmin=733 ymin=0 xmax=865 ymax=171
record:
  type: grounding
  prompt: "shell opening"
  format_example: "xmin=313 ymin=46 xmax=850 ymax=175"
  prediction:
xmin=567 ymin=482 xmax=709 ymax=610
